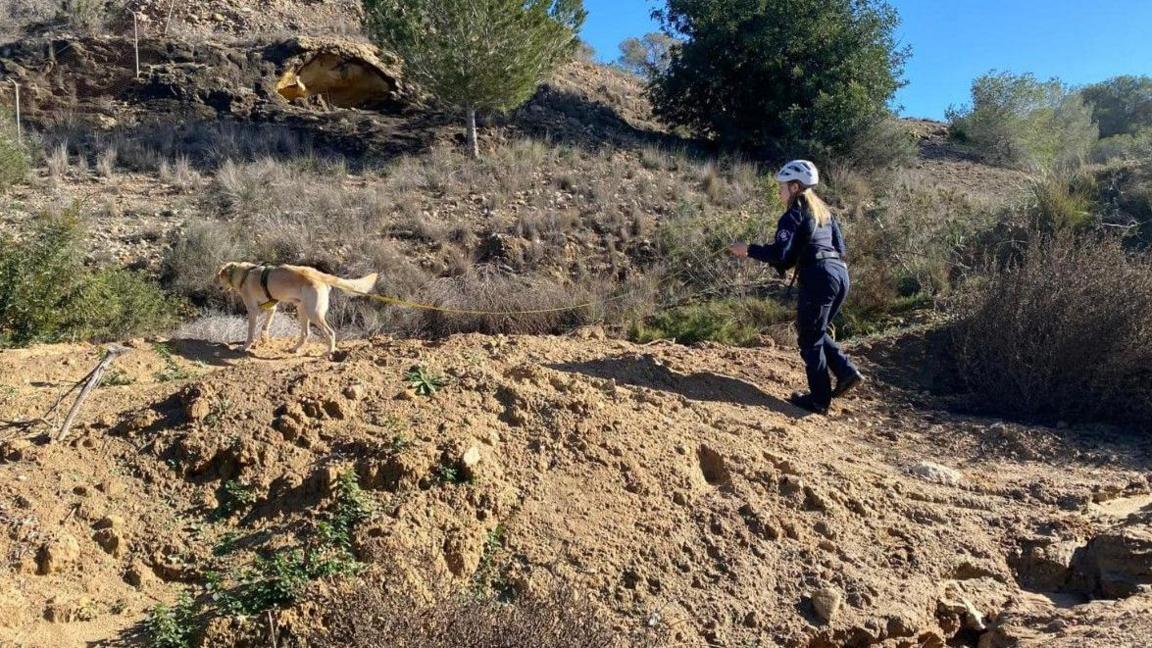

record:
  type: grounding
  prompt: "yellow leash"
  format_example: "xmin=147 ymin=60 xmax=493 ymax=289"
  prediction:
xmin=346 ymin=290 xmax=619 ymax=317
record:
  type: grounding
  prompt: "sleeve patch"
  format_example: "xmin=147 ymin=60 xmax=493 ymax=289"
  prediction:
xmin=776 ymin=229 xmax=792 ymax=243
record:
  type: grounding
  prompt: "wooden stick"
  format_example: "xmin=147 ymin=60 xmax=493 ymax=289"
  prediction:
xmin=133 ymin=14 xmax=140 ymax=78
xmin=163 ymin=0 xmax=178 ymax=36
xmin=55 ymin=344 xmax=130 ymax=443
xmin=12 ymin=81 xmax=19 ymax=144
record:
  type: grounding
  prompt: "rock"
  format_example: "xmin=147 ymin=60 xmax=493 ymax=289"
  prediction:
xmin=460 ymin=446 xmax=482 ymax=480
xmin=1071 ymin=511 xmax=1152 ymax=598
xmin=811 ymin=586 xmax=842 ymax=622
xmin=95 ymin=515 xmax=124 ymax=531
xmin=0 ymin=588 xmax=29 ymax=629
xmin=1 ymin=438 xmax=34 ymax=461
xmin=1011 ymin=538 xmax=1080 ymax=591
xmin=124 ymin=560 xmax=157 ymax=589
xmin=43 ymin=595 xmax=96 ymax=623
xmin=342 ymin=384 xmax=366 ymax=400
xmin=37 ymin=535 xmax=81 ymax=575
xmin=908 ymin=461 xmax=963 ymax=486
xmin=93 ymin=528 xmax=124 ymax=557
xmin=322 ymin=399 xmax=352 ymax=419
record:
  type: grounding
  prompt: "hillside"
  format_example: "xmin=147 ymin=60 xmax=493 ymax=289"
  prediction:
xmin=1 ymin=5 xmax=1151 ymax=648
xmin=2 ymin=336 xmax=1151 ymax=647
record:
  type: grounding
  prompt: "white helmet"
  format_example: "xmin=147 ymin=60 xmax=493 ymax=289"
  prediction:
xmin=775 ymin=160 xmax=819 ymax=187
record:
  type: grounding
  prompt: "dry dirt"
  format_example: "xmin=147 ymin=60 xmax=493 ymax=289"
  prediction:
xmin=1 ymin=330 xmax=1150 ymax=647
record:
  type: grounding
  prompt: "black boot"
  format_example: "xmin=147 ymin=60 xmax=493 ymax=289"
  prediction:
xmin=788 ymin=391 xmax=828 ymax=415
xmin=832 ymin=370 xmax=865 ymax=398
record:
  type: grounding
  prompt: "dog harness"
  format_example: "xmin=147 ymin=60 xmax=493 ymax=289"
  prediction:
xmin=258 ymin=265 xmax=278 ymax=310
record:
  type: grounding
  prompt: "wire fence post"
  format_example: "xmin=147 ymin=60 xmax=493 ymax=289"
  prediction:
xmin=12 ymin=81 xmax=20 ymax=144
xmin=133 ymin=13 xmax=140 ymax=79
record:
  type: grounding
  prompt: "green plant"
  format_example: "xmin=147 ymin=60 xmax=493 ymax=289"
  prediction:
xmin=650 ymin=0 xmax=908 ymax=159
xmin=0 ymin=208 xmax=179 ymax=347
xmin=436 ymin=463 xmax=469 ymax=485
xmin=615 ymin=32 xmax=678 ymax=78
xmin=406 ymin=365 xmax=447 ymax=396
xmin=1080 ymin=75 xmax=1152 ymax=139
xmin=472 ymin=524 xmax=510 ymax=596
xmin=153 ymin=342 xmax=193 ymax=382
xmin=213 ymin=480 xmax=258 ymax=520
xmin=102 ymin=368 xmax=135 ymax=386
xmin=365 ymin=0 xmax=586 ymax=158
xmin=0 ymin=108 xmax=30 ymax=191
xmin=629 ymin=298 xmax=789 ymax=346
xmin=145 ymin=594 xmax=196 ymax=648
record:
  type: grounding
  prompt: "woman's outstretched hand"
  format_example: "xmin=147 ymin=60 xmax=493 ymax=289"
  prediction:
xmin=728 ymin=242 xmax=749 ymax=258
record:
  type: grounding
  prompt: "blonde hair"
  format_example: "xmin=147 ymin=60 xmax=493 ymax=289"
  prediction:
xmin=789 ymin=183 xmax=832 ymax=227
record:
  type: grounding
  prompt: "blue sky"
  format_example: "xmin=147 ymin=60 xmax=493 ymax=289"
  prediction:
xmin=579 ymin=0 xmax=1152 ymax=120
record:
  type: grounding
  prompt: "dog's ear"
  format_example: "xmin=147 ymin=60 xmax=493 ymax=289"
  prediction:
xmin=216 ymin=263 xmax=235 ymax=286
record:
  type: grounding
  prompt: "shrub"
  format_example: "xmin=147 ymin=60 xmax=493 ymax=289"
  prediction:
xmin=145 ymin=594 xmax=197 ymax=648
xmin=650 ymin=0 xmax=908 ymax=159
xmin=65 ymin=268 xmax=181 ymax=342
xmin=1080 ymin=75 xmax=1152 ymax=139
xmin=1092 ymin=128 xmax=1152 ymax=163
xmin=1025 ymin=172 xmax=1098 ymax=233
xmin=0 ymin=108 xmax=30 ymax=191
xmin=161 ymin=220 xmax=248 ymax=306
xmin=950 ymin=233 xmax=1152 ymax=425
xmin=947 ymin=72 xmax=1098 ymax=172
xmin=0 ymin=208 xmax=179 ymax=346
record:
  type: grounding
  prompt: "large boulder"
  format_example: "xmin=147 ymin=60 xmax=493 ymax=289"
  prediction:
xmin=1071 ymin=511 xmax=1152 ymax=599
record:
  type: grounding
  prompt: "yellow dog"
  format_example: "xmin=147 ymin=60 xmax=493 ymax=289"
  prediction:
xmin=216 ymin=262 xmax=378 ymax=354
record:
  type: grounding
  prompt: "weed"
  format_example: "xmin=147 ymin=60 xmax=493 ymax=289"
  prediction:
xmin=144 ymin=594 xmax=196 ymax=648
xmin=436 ymin=463 xmax=469 ymax=485
xmin=203 ymin=398 xmax=231 ymax=428
xmin=472 ymin=524 xmax=510 ymax=597
xmin=629 ymin=298 xmax=789 ymax=346
xmin=406 ymin=365 xmax=447 ymax=396
xmin=213 ymin=480 xmax=258 ymax=520
xmin=101 ymin=368 xmax=135 ymax=387
xmin=153 ymin=343 xmax=193 ymax=382
xmin=212 ymin=531 xmax=242 ymax=556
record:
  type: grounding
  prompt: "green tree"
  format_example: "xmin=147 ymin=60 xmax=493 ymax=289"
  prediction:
xmin=649 ymin=0 xmax=908 ymax=158
xmin=364 ymin=0 xmax=586 ymax=158
xmin=616 ymin=32 xmax=678 ymax=78
xmin=1081 ymin=75 xmax=1152 ymax=139
xmin=947 ymin=72 xmax=1098 ymax=172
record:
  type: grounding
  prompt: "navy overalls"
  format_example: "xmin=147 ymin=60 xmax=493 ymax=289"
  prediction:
xmin=748 ymin=204 xmax=858 ymax=409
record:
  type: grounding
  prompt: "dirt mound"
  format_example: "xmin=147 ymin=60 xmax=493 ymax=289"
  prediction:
xmin=2 ymin=333 xmax=1150 ymax=647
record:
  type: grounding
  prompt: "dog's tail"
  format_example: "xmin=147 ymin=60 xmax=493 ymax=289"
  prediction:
xmin=326 ymin=272 xmax=378 ymax=296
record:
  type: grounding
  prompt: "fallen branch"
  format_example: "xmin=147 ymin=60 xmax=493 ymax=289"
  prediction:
xmin=55 ymin=344 xmax=131 ymax=443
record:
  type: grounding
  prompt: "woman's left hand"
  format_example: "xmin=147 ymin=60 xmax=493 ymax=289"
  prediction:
xmin=728 ymin=242 xmax=749 ymax=258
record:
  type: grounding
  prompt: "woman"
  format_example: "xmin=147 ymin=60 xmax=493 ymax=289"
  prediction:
xmin=729 ymin=160 xmax=864 ymax=415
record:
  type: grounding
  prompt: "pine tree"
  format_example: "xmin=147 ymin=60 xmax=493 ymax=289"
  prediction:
xmin=650 ymin=0 xmax=908 ymax=158
xmin=365 ymin=0 xmax=586 ymax=158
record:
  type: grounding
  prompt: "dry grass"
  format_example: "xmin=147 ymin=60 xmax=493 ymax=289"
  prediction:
xmin=404 ymin=266 xmax=592 ymax=338
xmin=95 ymin=146 xmax=117 ymax=178
xmin=46 ymin=142 xmax=69 ymax=181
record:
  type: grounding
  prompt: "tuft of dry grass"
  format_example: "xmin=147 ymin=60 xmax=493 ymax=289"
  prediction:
xmin=408 ymin=266 xmax=590 ymax=337
xmin=46 ymin=142 xmax=70 ymax=181
xmin=96 ymin=146 xmax=117 ymax=178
